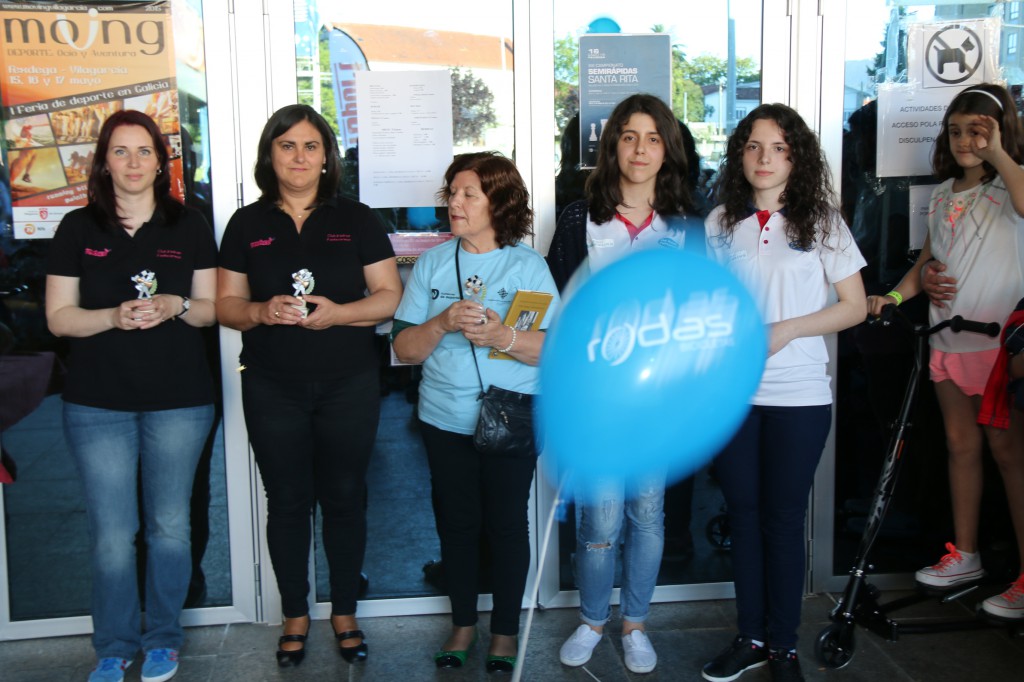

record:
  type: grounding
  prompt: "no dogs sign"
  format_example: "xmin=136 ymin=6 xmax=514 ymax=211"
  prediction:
xmin=908 ymin=18 xmax=1000 ymax=89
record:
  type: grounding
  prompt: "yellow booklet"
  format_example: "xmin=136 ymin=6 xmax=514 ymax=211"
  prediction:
xmin=489 ymin=290 xmax=554 ymax=359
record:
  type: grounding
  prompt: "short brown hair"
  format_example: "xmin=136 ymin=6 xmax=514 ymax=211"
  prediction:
xmin=438 ymin=151 xmax=533 ymax=248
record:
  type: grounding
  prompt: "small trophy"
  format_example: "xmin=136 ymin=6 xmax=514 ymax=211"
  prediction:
xmin=463 ymin=274 xmax=485 ymax=305
xmin=132 ymin=270 xmax=157 ymax=299
xmin=291 ymin=268 xmax=315 ymax=318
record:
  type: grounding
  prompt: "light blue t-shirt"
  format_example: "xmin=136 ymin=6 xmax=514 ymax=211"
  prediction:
xmin=394 ymin=239 xmax=561 ymax=434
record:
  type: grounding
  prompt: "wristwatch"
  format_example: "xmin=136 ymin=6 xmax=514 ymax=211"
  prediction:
xmin=179 ymin=296 xmax=191 ymax=317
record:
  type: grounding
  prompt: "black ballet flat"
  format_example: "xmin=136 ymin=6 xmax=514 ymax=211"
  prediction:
xmin=335 ymin=629 xmax=368 ymax=663
xmin=275 ymin=631 xmax=308 ymax=667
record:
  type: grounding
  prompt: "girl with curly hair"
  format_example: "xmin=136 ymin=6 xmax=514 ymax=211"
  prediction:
xmin=701 ymin=104 xmax=867 ymax=682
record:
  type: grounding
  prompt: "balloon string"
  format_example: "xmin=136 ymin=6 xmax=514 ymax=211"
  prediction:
xmin=512 ymin=470 xmax=569 ymax=682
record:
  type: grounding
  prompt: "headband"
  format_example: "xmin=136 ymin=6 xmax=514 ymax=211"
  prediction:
xmin=961 ymin=88 xmax=1004 ymax=111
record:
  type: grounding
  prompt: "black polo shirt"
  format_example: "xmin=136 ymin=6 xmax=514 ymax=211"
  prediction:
xmin=218 ymin=197 xmax=395 ymax=380
xmin=47 ymin=205 xmax=217 ymax=410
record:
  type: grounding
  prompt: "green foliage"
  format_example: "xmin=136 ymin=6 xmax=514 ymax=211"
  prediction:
xmin=451 ymin=67 xmax=497 ymax=146
xmin=680 ymin=54 xmax=759 ymax=86
xmin=554 ymin=34 xmax=579 ymax=135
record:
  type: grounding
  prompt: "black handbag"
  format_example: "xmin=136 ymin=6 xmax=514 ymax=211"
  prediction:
xmin=454 ymin=240 xmax=538 ymax=458
xmin=474 ymin=385 xmax=537 ymax=458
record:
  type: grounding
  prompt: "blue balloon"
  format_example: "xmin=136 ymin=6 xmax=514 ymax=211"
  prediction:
xmin=537 ymin=249 xmax=766 ymax=483
xmin=587 ymin=17 xmax=621 ymax=34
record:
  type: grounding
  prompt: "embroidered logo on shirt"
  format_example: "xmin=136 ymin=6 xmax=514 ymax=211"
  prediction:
xmin=84 ymin=247 xmax=111 ymax=258
xmin=326 ymin=233 xmax=352 ymax=242
xmin=658 ymin=237 xmax=681 ymax=249
xmin=497 ymin=287 xmax=509 ymax=299
xmin=156 ymin=249 xmax=182 ymax=260
xmin=249 ymin=237 xmax=274 ymax=249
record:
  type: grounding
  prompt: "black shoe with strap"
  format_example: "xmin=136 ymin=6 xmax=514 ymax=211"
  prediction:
xmin=336 ymin=629 xmax=368 ymax=663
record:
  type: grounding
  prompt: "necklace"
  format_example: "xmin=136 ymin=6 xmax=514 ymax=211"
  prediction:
xmin=277 ymin=202 xmax=312 ymax=220
xmin=941 ymin=181 xmax=989 ymax=257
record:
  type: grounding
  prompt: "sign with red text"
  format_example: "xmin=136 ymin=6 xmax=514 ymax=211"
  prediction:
xmin=0 ymin=2 xmax=183 ymax=238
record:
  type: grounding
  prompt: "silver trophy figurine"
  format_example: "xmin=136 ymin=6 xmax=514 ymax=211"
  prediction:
xmin=291 ymin=268 xmax=315 ymax=318
xmin=132 ymin=270 xmax=157 ymax=299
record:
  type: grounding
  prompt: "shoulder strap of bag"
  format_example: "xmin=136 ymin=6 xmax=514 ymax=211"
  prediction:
xmin=454 ymin=239 xmax=486 ymax=400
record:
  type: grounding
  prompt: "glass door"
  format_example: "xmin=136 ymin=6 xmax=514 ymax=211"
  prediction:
xmin=817 ymin=0 xmax=1024 ymax=592
xmin=0 ymin=0 xmax=256 ymax=638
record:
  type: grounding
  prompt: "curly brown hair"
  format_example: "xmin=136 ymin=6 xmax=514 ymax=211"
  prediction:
xmin=932 ymin=83 xmax=1024 ymax=183
xmin=713 ymin=103 xmax=836 ymax=251
xmin=438 ymin=151 xmax=533 ymax=248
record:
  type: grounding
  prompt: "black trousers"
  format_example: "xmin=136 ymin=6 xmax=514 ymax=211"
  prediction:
xmin=419 ymin=420 xmax=536 ymax=635
xmin=242 ymin=368 xmax=380 ymax=617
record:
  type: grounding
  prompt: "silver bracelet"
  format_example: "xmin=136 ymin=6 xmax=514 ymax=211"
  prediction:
xmin=495 ymin=325 xmax=516 ymax=353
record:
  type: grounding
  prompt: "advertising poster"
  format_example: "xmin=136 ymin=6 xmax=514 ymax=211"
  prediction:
xmin=0 ymin=2 xmax=182 ymax=239
xmin=578 ymin=33 xmax=671 ymax=169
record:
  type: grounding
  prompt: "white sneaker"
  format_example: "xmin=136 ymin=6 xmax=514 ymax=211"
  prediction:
xmin=559 ymin=624 xmax=602 ymax=667
xmin=914 ymin=542 xmax=985 ymax=588
xmin=622 ymin=630 xmax=657 ymax=673
xmin=982 ymin=573 xmax=1024 ymax=620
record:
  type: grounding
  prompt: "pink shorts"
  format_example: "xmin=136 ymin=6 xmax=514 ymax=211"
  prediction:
xmin=929 ymin=348 xmax=999 ymax=396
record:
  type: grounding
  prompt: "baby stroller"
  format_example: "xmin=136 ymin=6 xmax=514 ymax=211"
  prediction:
xmin=815 ymin=304 xmax=1024 ymax=669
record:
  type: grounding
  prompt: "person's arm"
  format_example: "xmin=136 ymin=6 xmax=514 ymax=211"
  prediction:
xmin=867 ymin=235 xmax=933 ymax=317
xmin=392 ymin=299 xmax=486 ymax=365
xmin=968 ymin=114 xmax=1024 ymax=216
xmin=46 ymin=274 xmax=148 ymax=337
xmin=298 ymin=257 xmax=402 ymax=330
xmin=462 ymin=308 xmax=545 ymax=366
xmin=215 ymin=267 xmax=304 ymax=331
xmin=769 ymin=271 xmax=867 ymax=356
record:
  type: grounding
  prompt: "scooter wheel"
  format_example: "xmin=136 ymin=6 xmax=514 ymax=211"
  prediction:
xmin=705 ymin=514 xmax=731 ymax=551
xmin=814 ymin=622 xmax=855 ymax=669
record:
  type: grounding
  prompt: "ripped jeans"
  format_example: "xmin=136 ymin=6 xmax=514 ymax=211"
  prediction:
xmin=574 ymin=473 xmax=665 ymax=627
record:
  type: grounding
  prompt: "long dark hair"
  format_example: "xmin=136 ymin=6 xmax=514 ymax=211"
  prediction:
xmin=437 ymin=151 xmax=532 ymax=248
xmin=585 ymin=93 xmax=694 ymax=224
xmin=932 ymin=83 xmax=1024 ymax=183
xmin=254 ymin=104 xmax=341 ymax=204
xmin=713 ymin=103 xmax=835 ymax=251
xmin=88 ymin=109 xmax=181 ymax=230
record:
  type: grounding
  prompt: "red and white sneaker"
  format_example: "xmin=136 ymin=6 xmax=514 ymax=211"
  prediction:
xmin=981 ymin=573 xmax=1024 ymax=620
xmin=914 ymin=542 xmax=985 ymax=588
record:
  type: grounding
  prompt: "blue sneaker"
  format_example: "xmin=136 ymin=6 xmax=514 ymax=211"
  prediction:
xmin=141 ymin=648 xmax=179 ymax=682
xmin=88 ymin=657 xmax=131 ymax=682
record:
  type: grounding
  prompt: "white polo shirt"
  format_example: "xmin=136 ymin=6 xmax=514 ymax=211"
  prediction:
xmin=927 ymin=173 xmax=1024 ymax=353
xmin=585 ymin=211 xmax=695 ymax=273
xmin=705 ymin=207 xmax=866 ymax=406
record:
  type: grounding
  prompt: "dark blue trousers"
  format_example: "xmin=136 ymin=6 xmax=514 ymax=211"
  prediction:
xmin=713 ymin=404 xmax=832 ymax=649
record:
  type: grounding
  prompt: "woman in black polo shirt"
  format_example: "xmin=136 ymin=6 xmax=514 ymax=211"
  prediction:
xmin=216 ymin=104 xmax=401 ymax=667
xmin=46 ymin=109 xmax=217 ymax=682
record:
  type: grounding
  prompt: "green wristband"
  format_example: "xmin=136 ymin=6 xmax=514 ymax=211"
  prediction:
xmin=885 ymin=290 xmax=904 ymax=306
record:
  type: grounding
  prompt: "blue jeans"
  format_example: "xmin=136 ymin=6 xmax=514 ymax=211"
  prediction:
xmin=713 ymin=404 xmax=831 ymax=649
xmin=64 ymin=402 xmax=214 ymax=659
xmin=574 ymin=473 xmax=666 ymax=626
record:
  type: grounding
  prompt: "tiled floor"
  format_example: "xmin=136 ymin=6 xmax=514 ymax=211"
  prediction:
xmin=4 ymin=592 xmax=1023 ymax=681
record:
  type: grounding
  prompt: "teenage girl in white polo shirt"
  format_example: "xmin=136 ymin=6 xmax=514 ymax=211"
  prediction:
xmin=868 ymin=83 xmax=1024 ymax=621
xmin=702 ymin=104 xmax=867 ymax=682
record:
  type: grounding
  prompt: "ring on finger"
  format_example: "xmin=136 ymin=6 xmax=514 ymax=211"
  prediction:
xmin=274 ymin=310 xmax=281 ymax=318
